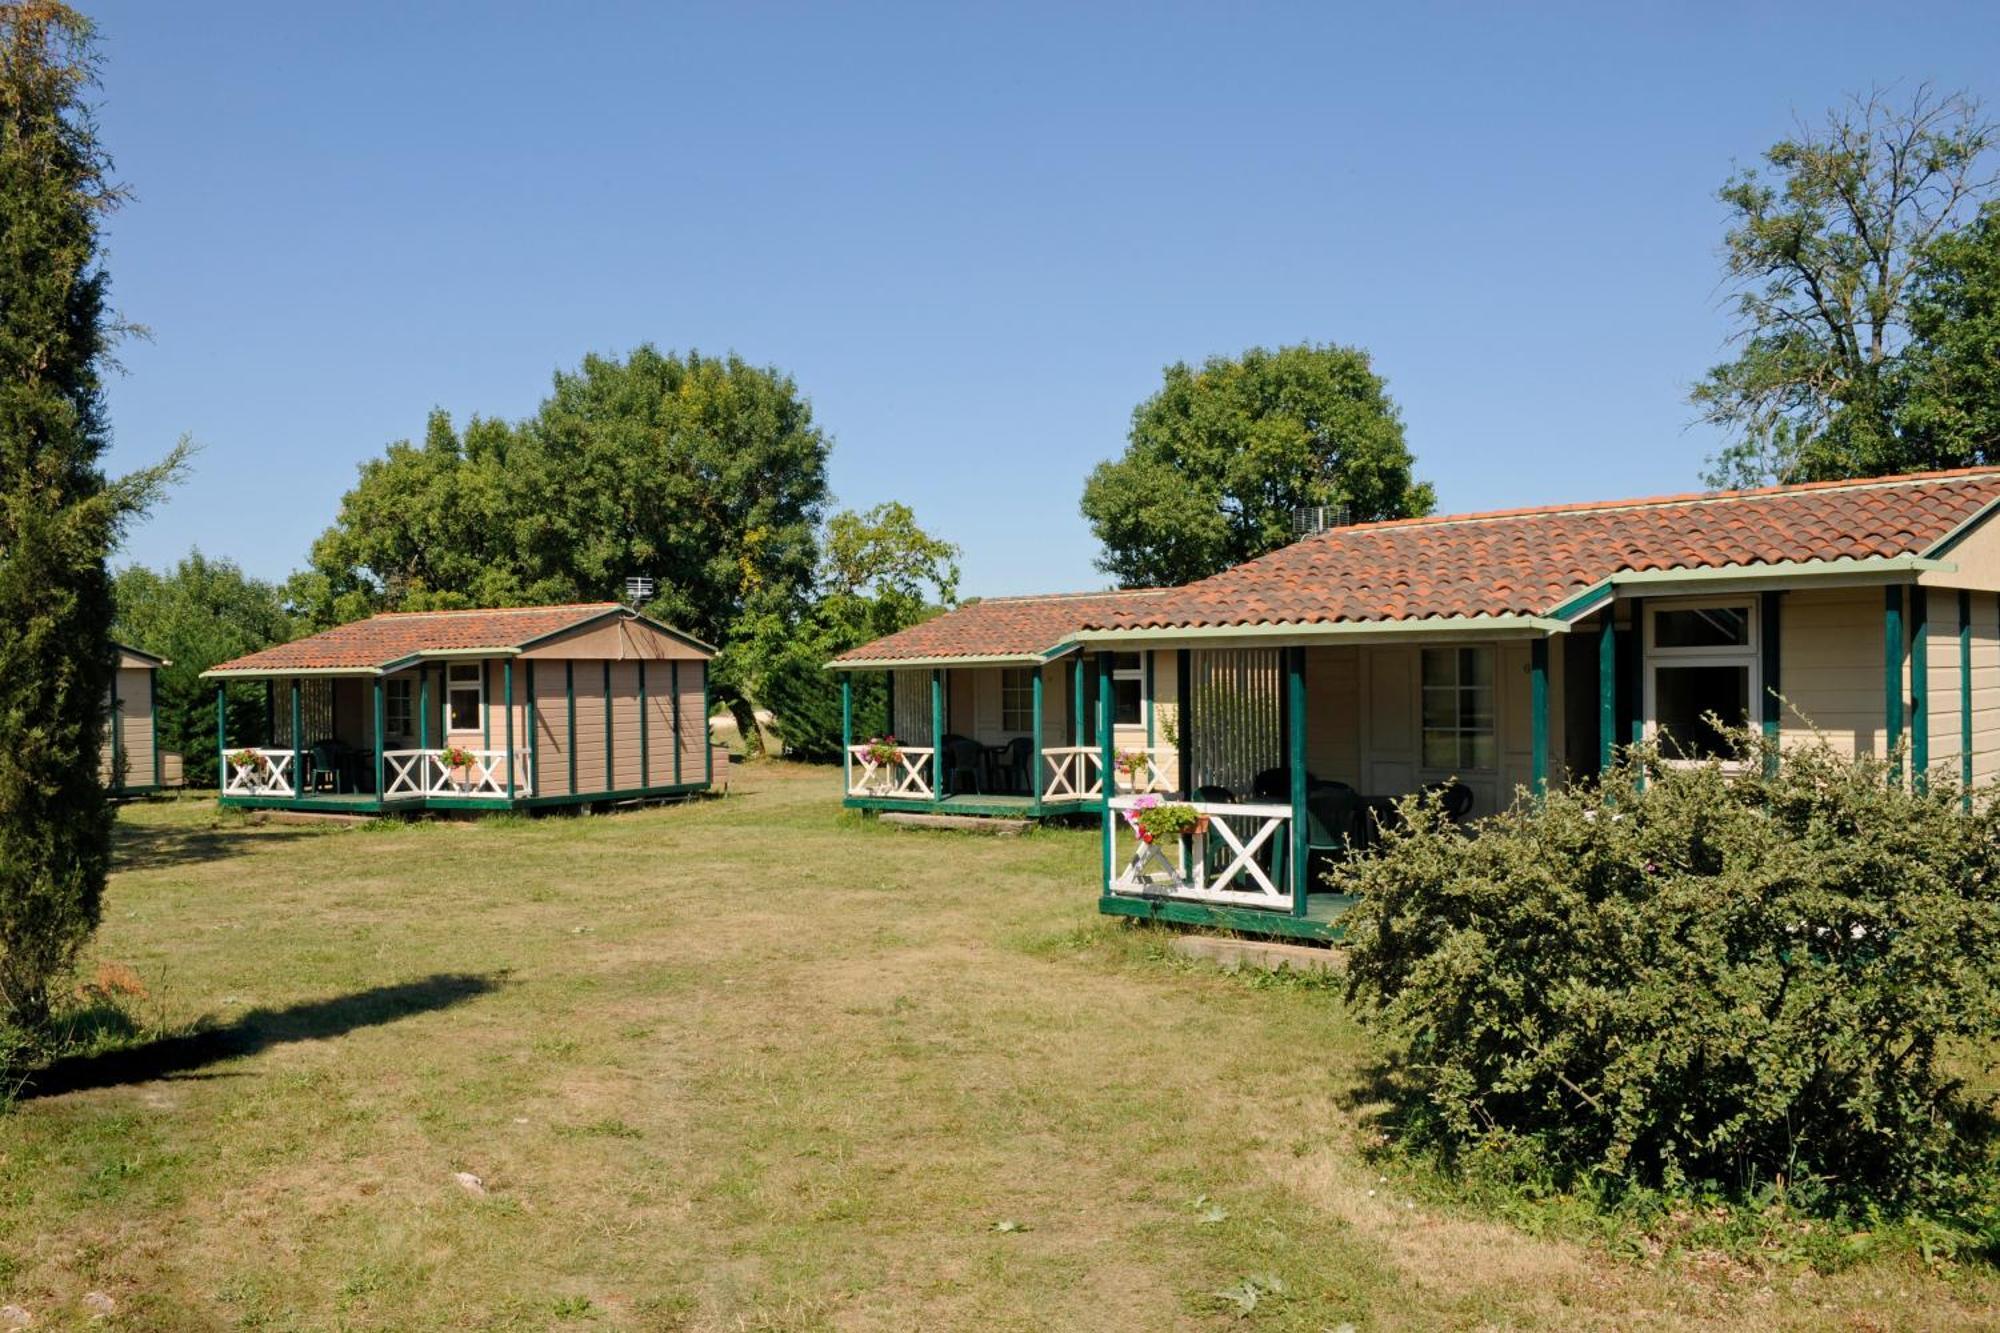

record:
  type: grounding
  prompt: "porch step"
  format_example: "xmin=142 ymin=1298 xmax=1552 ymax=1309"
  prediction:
xmin=881 ymin=812 xmax=1031 ymax=837
xmin=1170 ymin=935 xmax=1344 ymax=974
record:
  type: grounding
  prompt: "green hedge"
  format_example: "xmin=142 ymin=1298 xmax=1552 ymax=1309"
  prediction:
xmin=1340 ymin=736 xmax=2000 ymax=1223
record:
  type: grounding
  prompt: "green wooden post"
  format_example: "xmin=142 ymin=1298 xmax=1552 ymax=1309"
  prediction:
xmin=1962 ymin=591 xmax=1976 ymax=808
xmin=671 ymin=660 xmax=682 ymax=786
xmin=1530 ymin=638 xmax=1550 ymax=797
xmin=931 ymin=667 xmax=944 ymax=796
xmin=290 ymin=680 xmax=302 ymax=798
xmin=1176 ymin=648 xmax=1193 ymax=797
xmin=1886 ymin=586 xmax=1906 ymax=786
xmin=502 ymin=659 xmax=515 ymax=801
xmin=482 ymin=660 xmax=491 ymax=750
xmin=418 ymin=667 xmax=430 ymax=748
xmin=215 ymin=684 xmax=225 ymax=787
xmin=1072 ymin=654 xmax=1085 ymax=747
xmin=1626 ymin=597 xmax=1646 ymax=749
xmin=1030 ymin=664 xmax=1044 ymax=811
xmin=1911 ymin=587 xmax=1929 ymax=792
xmin=372 ymin=677 xmax=386 ymax=798
xmin=526 ymin=661 xmax=539 ymax=797
xmin=603 ymin=661 xmax=614 ymax=792
xmin=1761 ymin=591 xmax=1782 ymax=774
xmin=841 ymin=672 xmax=854 ymax=796
xmin=567 ymin=662 xmax=578 ymax=795
xmin=1144 ymin=652 xmax=1156 ymax=748
xmin=638 ymin=658 xmax=649 ymax=790
xmin=1287 ymin=646 xmax=1309 ymax=919
xmin=1597 ymin=610 xmax=1616 ymax=774
xmin=1097 ymin=652 xmax=1114 ymax=895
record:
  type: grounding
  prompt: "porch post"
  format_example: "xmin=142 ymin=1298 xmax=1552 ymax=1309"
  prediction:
xmin=1098 ymin=651 xmax=1114 ymax=894
xmin=418 ymin=667 xmax=430 ymax=748
xmin=1911 ymin=587 xmax=1929 ymax=792
xmin=1073 ymin=654 xmax=1085 ymax=747
xmin=503 ymin=659 xmax=516 ymax=800
xmin=1530 ymin=638 xmax=1550 ymax=798
xmin=1886 ymin=585 xmax=1906 ymax=786
xmin=289 ymin=680 xmax=302 ymax=798
xmin=841 ymin=672 xmax=853 ymax=795
xmin=1961 ymin=590 xmax=1975 ymax=809
xmin=1144 ymin=652 xmax=1156 ymax=749
xmin=930 ymin=667 xmax=944 ymax=795
xmin=372 ymin=676 xmax=386 ymax=798
xmin=1761 ymin=590 xmax=1782 ymax=774
xmin=1287 ymin=646 xmax=1308 ymax=919
xmin=1596 ymin=611 xmax=1616 ymax=774
xmin=1030 ymin=664 xmax=1044 ymax=811
xmin=1177 ymin=648 xmax=1193 ymax=797
xmin=527 ymin=661 xmax=540 ymax=797
xmin=214 ymin=683 xmax=225 ymax=785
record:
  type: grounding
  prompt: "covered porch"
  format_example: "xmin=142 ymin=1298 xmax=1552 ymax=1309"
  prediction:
xmin=213 ymin=656 xmax=533 ymax=815
xmin=837 ymin=652 xmax=1178 ymax=818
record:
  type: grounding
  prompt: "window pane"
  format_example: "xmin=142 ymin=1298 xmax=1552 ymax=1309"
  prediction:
xmin=1113 ymin=652 xmax=1142 ymax=677
xmin=1467 ymin=731 xmax=1498 ymax=771
xmin=448 ymin=663 xmax=481 ymax=684
xmin=1654 ymin=665 xmax=1748 ymax=758
xmin=1654 ymin=607 xmax=1748 ymax=649
xmin=1422 ymin=735 xmax=1457 ymax=769
xmin=1421 ymin=647 xmax=1456 ymax=689
xmin=1113 ymin=679 xmax=1142 ymax=726
xmin=1420 ymin=646 xmax=1496 ymax=772
xmin=1460 ymin=647 xmax=1492 ymax=686
xmin=448 ymin=689 xmax=479 ymax=732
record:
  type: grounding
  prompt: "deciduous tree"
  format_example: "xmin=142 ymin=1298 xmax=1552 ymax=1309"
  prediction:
xmin=1081 ymin=343 xmax=1432 ymax=587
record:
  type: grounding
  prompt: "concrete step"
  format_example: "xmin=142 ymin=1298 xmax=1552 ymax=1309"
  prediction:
xmin=881 ymin=812 xmax=1031 ymax=837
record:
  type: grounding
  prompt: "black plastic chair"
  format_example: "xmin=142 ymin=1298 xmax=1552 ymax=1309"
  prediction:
xmin=308 ymin=740 xmax=345 ymax=793
xmin=993 ymin=736 xmax=1032 ymax=795
xmin=942 ymin=737 xmax=984 ymax=795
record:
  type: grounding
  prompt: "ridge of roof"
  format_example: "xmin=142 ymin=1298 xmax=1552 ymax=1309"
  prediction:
xmin=370 ymin=601 xmax=621 ymax=619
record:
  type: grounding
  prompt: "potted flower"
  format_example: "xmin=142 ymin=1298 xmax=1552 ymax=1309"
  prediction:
xmin=1114 ymin=748 xmax=1153 ymax=791
xmin=438 ymin=744 xmax=478 ymax=788
xmin=226 ymin=748 xmax=269 ymax=789
xmin=1133 ymin=800 xmax=1208 ymax=845
xmin=860 ymin=735 xmax=902 ymax=792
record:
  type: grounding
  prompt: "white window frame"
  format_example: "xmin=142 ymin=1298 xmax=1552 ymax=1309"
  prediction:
xmin=1419 ymin=644 xmax=1498 ymax=773
xmin=999 ymin=667 xmax=1036 ymax=734
xmin=385 ymin=678 xmax=414 ymax=739
xmin=1111 ymin=652 xmax=1145 ymax=728
xmin=446 ymin=662 xmax=484 ymax=734
xmin=1643 ymin=598 xmax=1761 ymax=765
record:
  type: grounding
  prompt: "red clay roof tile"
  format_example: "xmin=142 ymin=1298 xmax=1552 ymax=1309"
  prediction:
xmin=833 ymin=590 xmax=1174 ymax=664
xmin=208 ymin=604 xmax=650 ymax=673
xmin=1086 ymin=468 xmax=2000 ymax=631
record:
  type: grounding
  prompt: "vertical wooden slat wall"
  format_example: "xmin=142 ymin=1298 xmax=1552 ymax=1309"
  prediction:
xmin=1188 ymin=648 xmax=1282 ymax=795
xmin=535 ymin=663 xmax=572 ymax=797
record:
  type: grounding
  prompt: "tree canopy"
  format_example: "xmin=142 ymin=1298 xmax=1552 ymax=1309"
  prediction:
xmin=113 ymin=553 xmax=294 ymax=788
xmin=1696 ymin=86 xmax=2000 ymax=487
xmin=1080 ymin=343 xmax=1433 ymax=587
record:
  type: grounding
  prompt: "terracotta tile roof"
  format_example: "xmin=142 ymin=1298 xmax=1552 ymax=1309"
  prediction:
xmin=1086 ymin=468 xmax=2000 ymax=631
xmin=207 ymin=603 xmax=632 ymax=674
xmin=832 ymin=590 xmax=1175 ymax=665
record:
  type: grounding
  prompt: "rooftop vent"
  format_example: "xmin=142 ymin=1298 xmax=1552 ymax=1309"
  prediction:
xmin=623 ymin=575 xmax=656 ymax=605
xmin=1293 ymin=504 xmax=1352 ymax=538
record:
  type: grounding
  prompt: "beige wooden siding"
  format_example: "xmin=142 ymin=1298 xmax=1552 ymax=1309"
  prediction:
xmin=1303 ymin=645 xmax=1361 ymax=785
xmin=1779 ymin=587 xmax=1886 ymax=757
xmin=519 ymin=616 xmax=708 ymax=661
xmin=533 ymin=663 xmax=572 ymax=798
xmin=608 ymin=661 xmax=644 ymax=790
xmin=101 ymin=666 xmax=157 ymax=787
xmin=642 ymin=661 xmax=676 ymax=787
xmin=1926 ymin=592 xmax=1964 ymax=782
xmin=572 ymin=664 xmax=610 ymax=796
xmin=676 ymin=660 xmax=709 ymax=783
xmin=946 ymin=669 xmax=975 ymax=737
xmin=1041 ymin=662 xmax=1073 ymax=746
xmin=1973 ymin=592 xmax=2000 ymax=786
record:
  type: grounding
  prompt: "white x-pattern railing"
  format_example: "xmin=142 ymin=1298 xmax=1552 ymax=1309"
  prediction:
xmin=846 ymin=744 xmax=936 ymax=799
xmin=1106 ymin=795 xmax=1293 ymax=909
xmin=1040 ymin=746 xmax=1103 ymax=800
xmin=382 ymin=749 xmax=529 ymax=800
xmin=222 ymin=747 xmax=296 ymax=798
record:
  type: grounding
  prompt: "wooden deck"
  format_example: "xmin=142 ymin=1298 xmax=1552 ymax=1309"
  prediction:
xmin=217 ymin=781 xmax=709 ymax=817
xmin=1097 ymin=891 xmax=1358 ymax=943
xmin=842 ymin=792 xmax=1099 ymax=819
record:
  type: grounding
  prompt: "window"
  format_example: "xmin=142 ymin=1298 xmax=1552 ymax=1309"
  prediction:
xmin=1000 ymin=668 xmax=1035 ymax=733
xmin=1421 ymin=646 xmax=1496 ymax=771
xmin=447 ymin=662 xmax=483 ymax=733
xmin=1111 ymin=653 xmax=1144 ymax=727
xmin=385 ymin=678 xmax=413 ymax=738
xmin=1646 ymin=601 xmax=1758 ymax=761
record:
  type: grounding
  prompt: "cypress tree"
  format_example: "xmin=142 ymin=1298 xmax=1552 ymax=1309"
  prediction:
xmin=0 ymin=2 xmax=122 ymax=1030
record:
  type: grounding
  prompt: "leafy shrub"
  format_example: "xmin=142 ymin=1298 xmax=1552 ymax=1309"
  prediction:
xmin=1339 ymin=733 xmax=2000 ymax=1223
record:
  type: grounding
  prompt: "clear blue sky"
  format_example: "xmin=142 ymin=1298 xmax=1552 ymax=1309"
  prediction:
xmin=88 ymin=1 xmax=2000 ymax=598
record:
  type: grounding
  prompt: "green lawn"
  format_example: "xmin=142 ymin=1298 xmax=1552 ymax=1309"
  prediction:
xmin=0 ymin=762 xmax=1994 ymax=1329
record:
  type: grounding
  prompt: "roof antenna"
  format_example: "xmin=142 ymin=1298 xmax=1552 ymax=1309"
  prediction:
xmin=1292 ymin=503 xmax=1351 ymax=538
xmin=623 ymin=575 xmax=655 ymax=607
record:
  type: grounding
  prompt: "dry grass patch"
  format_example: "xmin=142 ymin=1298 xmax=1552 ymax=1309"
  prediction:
xmin=0 ymin=763 xmax=1987 ymax=1329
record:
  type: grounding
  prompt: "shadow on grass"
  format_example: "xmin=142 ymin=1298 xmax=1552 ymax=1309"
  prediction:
xmin=111 ymin=819 xmax=325 ymax=874
xmin=21 ymin=972 xmax=501 ymax=1100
